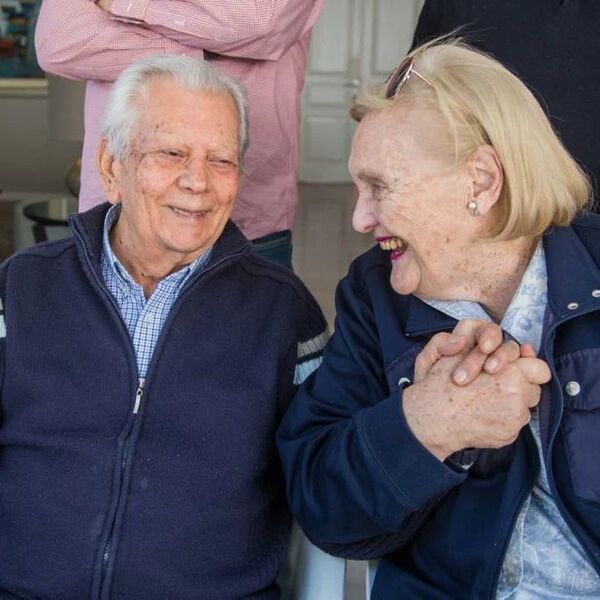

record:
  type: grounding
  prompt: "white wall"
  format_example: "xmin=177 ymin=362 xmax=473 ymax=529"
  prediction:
xmin=0 ymin=87 xmax=82 ymax=194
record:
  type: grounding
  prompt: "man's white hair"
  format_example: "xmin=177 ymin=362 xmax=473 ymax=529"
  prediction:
xmin=100 ymin=55 xmax=249 ymax=166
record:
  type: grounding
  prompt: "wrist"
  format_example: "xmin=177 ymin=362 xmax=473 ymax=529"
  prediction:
xmin=402 ymin=384 xmax=457 ymax=462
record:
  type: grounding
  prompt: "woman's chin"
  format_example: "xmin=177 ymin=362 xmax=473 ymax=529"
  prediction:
xmin=390 ymin=262 xmax=420 ymax=296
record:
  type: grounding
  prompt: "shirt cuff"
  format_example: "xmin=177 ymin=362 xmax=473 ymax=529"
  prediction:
xmin=358 ymin=391 xmax=466 ymax=510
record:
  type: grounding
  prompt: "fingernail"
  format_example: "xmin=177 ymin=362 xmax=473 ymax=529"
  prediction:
xmin=487 ymin=357 xmax=499 ymax=372
xmin=454 ymin=369 xmax=467 ymax=383
xmin=482 ymin=340 xmax=494 ymax=353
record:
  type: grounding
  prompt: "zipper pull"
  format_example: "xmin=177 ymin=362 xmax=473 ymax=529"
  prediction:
xmin=133 ymin=377 xmax=145 ymax=414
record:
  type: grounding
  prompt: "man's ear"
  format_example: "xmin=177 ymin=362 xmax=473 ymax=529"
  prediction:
xmin=466 ymin=145 xmax=503 ymax=216
xmin=97 ymin=138 xmax=122 ymax=205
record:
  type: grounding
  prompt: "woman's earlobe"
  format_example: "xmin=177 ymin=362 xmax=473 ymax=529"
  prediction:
xmin=467 ymin=200 xmax=480 ymax=216
xmin=469 ymin=145 xmax=503 ymax=216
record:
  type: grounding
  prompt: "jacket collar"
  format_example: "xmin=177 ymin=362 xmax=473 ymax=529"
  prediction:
xmin=543 ymin=221 xmax=600 ymax=321
xmin=399 ymin=219 xmax=600 ymax=337
xmin=402 ymin=295 xmax=457 ymax=338
xmin=69 ymin=202 xmax=251 ymax=275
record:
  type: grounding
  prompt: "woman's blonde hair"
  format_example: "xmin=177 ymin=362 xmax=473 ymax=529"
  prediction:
xmin=350 ymin=38 xmax=591 ymax=239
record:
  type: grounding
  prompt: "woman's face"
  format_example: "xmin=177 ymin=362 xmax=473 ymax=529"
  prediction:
xmin=348 ymin=103 xmax=487 ymax=300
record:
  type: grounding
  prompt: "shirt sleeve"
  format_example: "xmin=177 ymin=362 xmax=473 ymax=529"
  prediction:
xmin=109 ymin=0 xmax=324 ymax=60
xmin=276 ymin=272 xmax=466 ymax=559
xmin=35 ymin=0 xmax=324 ymax=82
xmin=35 ymin=0 xmax=203 ymax=81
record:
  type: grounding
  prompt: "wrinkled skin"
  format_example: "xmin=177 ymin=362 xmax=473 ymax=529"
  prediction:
xmin=98 ymin=78 xmax=240 ymax=296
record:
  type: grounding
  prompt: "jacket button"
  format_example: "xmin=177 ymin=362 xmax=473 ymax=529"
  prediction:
xmin=398 ymin=377 xmax=411 ymax=387
xmin=564 ymin=381 xmax=581 ymax=396
xmin=567 ymin=302 xmax=579 ymax=310
xmin=593 ymin=289 xmax=600 ymax=298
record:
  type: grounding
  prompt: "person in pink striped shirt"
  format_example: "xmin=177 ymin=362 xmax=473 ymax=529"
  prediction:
xmin=35 ymin=0 xmax=325 ymax=269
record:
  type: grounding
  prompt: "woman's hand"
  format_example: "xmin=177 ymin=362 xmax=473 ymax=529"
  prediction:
xmin=405 ymin=319 xmax=551 ymax=462
xmin=414 ymin=319 xmax=534 ymax=385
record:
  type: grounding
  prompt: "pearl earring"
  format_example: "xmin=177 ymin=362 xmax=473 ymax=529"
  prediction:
xmin=467 ymin=200 xmax=479 ymax=216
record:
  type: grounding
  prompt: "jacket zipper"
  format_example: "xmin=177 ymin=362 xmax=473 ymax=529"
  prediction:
xmin=98 ymin=377 xmax=145 ymax=597
xmin=72 ymin=221 xmax=248 ymax=597
xmin=133 ymin=377 xmax=145 ymax=414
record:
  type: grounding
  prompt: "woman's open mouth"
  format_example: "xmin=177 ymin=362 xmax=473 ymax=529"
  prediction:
xmin=377 ymin=236 xmax=408 ymax=260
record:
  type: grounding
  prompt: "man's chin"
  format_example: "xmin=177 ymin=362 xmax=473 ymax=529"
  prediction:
xmin=161 ymin=236 xmax=213 ymax=260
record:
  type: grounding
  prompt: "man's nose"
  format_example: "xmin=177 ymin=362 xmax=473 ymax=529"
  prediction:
xmin=352 ymin=195 xmax=378 ymax=233
xmin=178 ymin=158 xmax=209 ymax=193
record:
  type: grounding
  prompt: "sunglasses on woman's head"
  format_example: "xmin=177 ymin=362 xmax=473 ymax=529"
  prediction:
xmin=385 ymin=55 xmax=433 ymax=99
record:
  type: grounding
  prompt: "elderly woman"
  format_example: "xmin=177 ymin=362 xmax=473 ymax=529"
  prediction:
xmin=277 ymin=39 xmax=600 ymax=598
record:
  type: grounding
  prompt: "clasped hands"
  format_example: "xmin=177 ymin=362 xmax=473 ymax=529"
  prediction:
xmin=403 ymin=320 xmax=551 ymax=462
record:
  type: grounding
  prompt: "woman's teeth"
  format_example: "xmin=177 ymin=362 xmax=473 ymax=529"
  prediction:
xmin=379 ymin=238 xmax=406 ymax=251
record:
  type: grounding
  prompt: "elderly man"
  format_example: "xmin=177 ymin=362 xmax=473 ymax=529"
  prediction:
xmin=35 ymin=0 xmax=325 ymax=269
xmin=0 ymin=56 xmax=326 ymax=597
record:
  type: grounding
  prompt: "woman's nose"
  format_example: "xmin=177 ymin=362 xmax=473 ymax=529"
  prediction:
xmin=352 ymin=196 xmax=378 ymax=233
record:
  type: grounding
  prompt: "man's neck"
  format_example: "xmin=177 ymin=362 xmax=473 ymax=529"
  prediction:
xmin=109 ymin=223 xmax=195 ymax=299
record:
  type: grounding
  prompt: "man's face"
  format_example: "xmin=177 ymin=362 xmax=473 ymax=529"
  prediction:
xmin=104 ymin=78 xmax=240 ymax=269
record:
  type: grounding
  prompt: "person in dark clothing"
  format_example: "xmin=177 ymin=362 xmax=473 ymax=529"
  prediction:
xmin=0 ymin=55 xmax=328 ymax=598
xmin=412 ymin=0 xmax=600 ymax=209
xmin=278 ymin=39 xmax=600 ymax=598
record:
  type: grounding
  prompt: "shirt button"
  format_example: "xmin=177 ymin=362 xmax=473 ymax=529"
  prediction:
xmin=565 ymin=381 xmax=581 ymax=396
xmin=398 ymin=377 xmax=411 ymax=387
xmin=144 ymin=313 xmax=155 ymax=324
xmin=592 ymin=289 xmax=600 ymax=298
xmin=567 ymin=302 xmax=579 ymax=310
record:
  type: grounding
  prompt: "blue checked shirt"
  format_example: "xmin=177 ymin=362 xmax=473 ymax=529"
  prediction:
xmin=100 ymin=205 xmax=212 ymax=377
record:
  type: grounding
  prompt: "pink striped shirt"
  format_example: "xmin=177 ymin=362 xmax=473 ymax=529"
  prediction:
xmin=35 ymin=0 xmax=323 ymax=240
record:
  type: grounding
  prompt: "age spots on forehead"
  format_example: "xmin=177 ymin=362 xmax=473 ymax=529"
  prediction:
xmin=141 ymin=122 xmax=177 ymax=138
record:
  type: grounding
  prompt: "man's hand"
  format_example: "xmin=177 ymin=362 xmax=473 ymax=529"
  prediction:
xmin=95 ymin=0 xmax=113 ymax=12
xmin=404 ymin=320 xmax=551 ymax=462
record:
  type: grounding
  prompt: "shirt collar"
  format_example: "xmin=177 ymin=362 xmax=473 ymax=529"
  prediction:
xmin=101 ymin=203 xmax=212 ymax=295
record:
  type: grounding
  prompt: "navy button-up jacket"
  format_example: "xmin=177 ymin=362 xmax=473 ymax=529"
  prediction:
xmin=278 ymin=215 xmax=600 ymax=599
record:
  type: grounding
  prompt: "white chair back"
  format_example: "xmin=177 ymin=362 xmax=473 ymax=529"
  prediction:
xmin=282 ymin=524 xmax=380 ymax=599
xmin=365 ymin=560 xmax=379 ymax=599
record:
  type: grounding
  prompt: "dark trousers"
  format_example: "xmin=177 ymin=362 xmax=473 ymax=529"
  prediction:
xmin=251 ymin=229 xmax=293 ymax=271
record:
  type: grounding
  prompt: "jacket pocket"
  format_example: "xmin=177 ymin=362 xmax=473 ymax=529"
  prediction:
xmin=557 ymin=350 xmax=600 ymax=502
